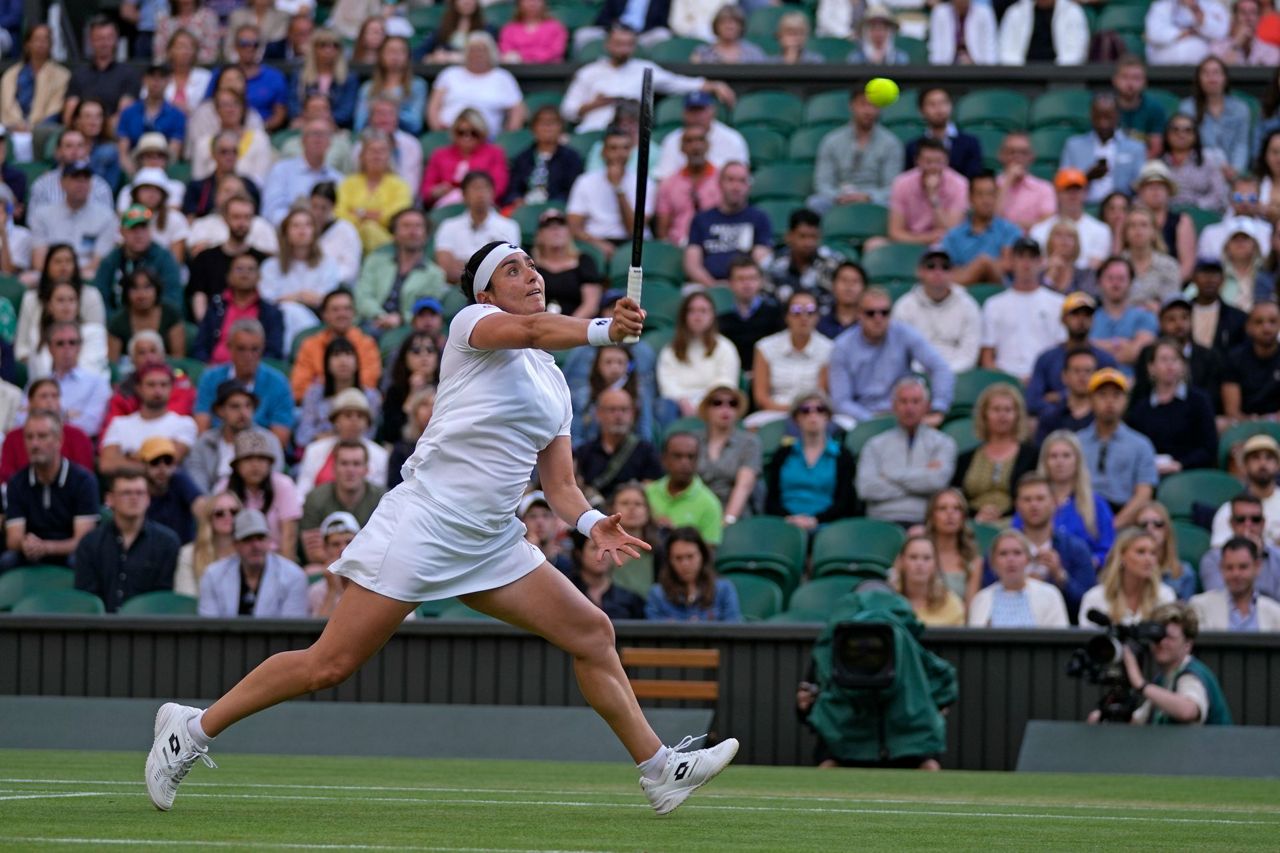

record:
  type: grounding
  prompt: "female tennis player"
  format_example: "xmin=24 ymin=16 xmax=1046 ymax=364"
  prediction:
xmin=146 ymin=240 xmax=739 ymax=816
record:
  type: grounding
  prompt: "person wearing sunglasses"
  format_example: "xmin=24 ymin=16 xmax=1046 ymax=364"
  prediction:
xmin=213 ymin=23 xmax=290 ymax=131
xmin=762 ymin=391 xmax=856 ymax=532
xmin=173 ymin=489 xmax=243 ymax=597
xmin=747 ymin=292 xmax=835 ymax=430
xmin=1134 ymin=500 xmax=1197 ymax=602
xmin=1197 ymin=174 xmax=1272 ymax=263
xmin=1201 ymin=493 xmax=1280 ymax=601
xmin=889 ymin=249 xmax=981 ymax=374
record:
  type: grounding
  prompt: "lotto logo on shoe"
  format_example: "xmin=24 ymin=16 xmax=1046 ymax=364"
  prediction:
xmin=169 ymin=734 xmax=180 ymax=755
xmin=674 ymin=761 xmax=690 ymax=781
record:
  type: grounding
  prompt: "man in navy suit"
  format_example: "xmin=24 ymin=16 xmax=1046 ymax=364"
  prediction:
xmin=904 ymin=88 xmax=984 ymax=180
xmin=1059 ymin=93 xmax=1145 ymax=205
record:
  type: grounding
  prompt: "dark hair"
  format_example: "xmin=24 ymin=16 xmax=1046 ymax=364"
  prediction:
xmin=1232 ymin=492 xmax=1264 ymax=510
xmin=389 ymin=331 xmax=439 ymax=392
xmin=122 ymin=268 xmax=161 ymax=310
xmin=228 ymin=456 xmax=275 ymax=514
xmin=71 ymin=98 xmax=113 ymax=144
xmin=788 ymin=208 xmax=820 ymax=231
xmin=603 ymin=124 xmax=631 ymax=144
xmin=1147 ymin=336 xmax=1186 ymax=367
xmin=726 ymin=255 xmax=760 ymax=279
xmin=108 ymin=471 xmax=148 ymax=493
xmin=785 ymin=289 xmax=818 ymax=310
xmin=1014 ymin=471 xmax=1052 ymax=498
xmin=87 ymin=13 xmax=117 ymax=32
xmin=530 ymin=105 xmax=562 ymax=126
xmin=461 ymin=239 xmax=506 ymax=304
xmin=969 ymin=169 xmax=998 ymax=191
xmin=1163 ymin=114 xmax=1205 ymax=167
xmin=26 ymin=377 xmax=58 ymax=400
xmin=662 ymin=430 xmax=701 ymax=454
xmin=671 ymin=291 xmax=720 ymax=362
xmin=437 ymin=0 xmax=486 ymax=47
xmin=588 ymin=344 xmax=638 ymax=403
xmin=1063 ymin=347 xmax=1099 ymax=371
xmin=460 ymin=170 xmax=494 ymax=193
xmin=658 ymin=526 xmax=717 ymax=609
xmin=608 ymin=22 xmax=638 ymax=37
xmin=320 ymin=286 xmax=353 ymax=314
xmin=833 ymin=260 xmax=867 ymax=284
xmin=915 ymin=137 xmax=947 ymax=159
xmin=310 ymin=181 xmax=338 ymax=204
xmin=1098 ymin=255 xmax=1134 ymax=280
xmin=1114 ymin=53 xmax=1145 ymax=72
xmin=1254 ymin=130 xmax=1280 ymax=182
xmin=1223 ymin=535 xmax=1260 ymax=563
xmin=389 ymin=205 xmax=428 ymax=236
xmin=37 ymin=259 xmax=85 ymax=350
xmin=916 ymin=86 xmax=949 ymax=109
xmin=1190 ymin=56 xmax=1231 ymax=124
xmin=21 ymin=24 xmax=52 ymax=64
xmin=322 ymin=335 xmax=359 ymax=398
xmin=333 ymin=437 xmax=369 ymax=464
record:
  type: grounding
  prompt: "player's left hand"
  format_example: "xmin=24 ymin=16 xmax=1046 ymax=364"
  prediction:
xmin=610 ymin=298 xmax=646 ymax=341
xmin=589 ymin=512 xmax=652 ymax=566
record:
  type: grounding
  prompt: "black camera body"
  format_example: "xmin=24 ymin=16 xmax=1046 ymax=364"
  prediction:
xmin=1066 ymin=609 xmax=1166 ymax=722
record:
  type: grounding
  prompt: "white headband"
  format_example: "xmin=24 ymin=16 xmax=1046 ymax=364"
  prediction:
xmin=471 ymin=243 xmax=525 ymax=301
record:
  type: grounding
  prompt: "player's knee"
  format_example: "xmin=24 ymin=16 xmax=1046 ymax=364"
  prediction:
xmin=573 ymin=607 xmax=616 ymax=659
xmin=307 ymin=649 xmax=360 ymax=690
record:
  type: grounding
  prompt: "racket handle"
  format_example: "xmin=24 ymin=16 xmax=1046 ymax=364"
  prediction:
xmin=623 ymin=265 xmax=643 ymax=343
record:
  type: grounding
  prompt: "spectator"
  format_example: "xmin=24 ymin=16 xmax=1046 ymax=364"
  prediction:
xmin=748 ymin=292 xmax=834 ymax=429
xmin=192 ymin=254 xmax=285 ymax=365
xmin=1203 ymin=492 xmax=1280 ymax=597
xmin=572 ymin=339 xmax=655 ymax=444
xmin=887 ymin=138 xmax=968 ymax=246
xmin=161 ymin=29 xmax=214 ymax=115
xmin=655 ymin=131 xmax=720 ymax=246
xmin=355 ymin=208 xmax=448 ymax=329
xmin=422 ymin=110 xmax=508 ymax=210
xmin=998 ymin=0 xmax=1088 ymax=65
xmin=1091 ymin=256 xmax=1158 ymax=376
xmin=1198 ymin=174 xmax=1273 ymax=261
xmin=1179 ymin=57 xmax=1252 ymax=176
xmin=215 ymin=430 xmax=301 ymax=563
xmin=763 ymin=391 xmax=858 ymax=530
xmin=561 ymin=25 xmax=733 ymax=134
xmin=942 ymin=172 xmax=1021 ymax=285
xmin=1221 ymin=301 xmax=1280 ymax=425
xmin=1160 ymin=118 xmax=1230 ymax=215
xmin=772 ymin=10 xmax=825 ymax=65
xmin=905 ymin=88 xmax=984 ymax=180
xmin=1037 ymin=224 xmax=1092 ymax=295
xmin=185 ymin=380 xmax=285 ymax=494
xmin=386 ymin=387 xmax=435 ymax=489
xmin=645 ymin=432 xmax=724 ymax=545
xmin=310 ymin=183 xmax=362 ymax=286
xmin=63 ymin=16 xmax=139 ymax=124
xmin=809 ymin=89 xmax=903 ymax=213
xmin=223 ymin=0 xmax=289 ymax=61
xmin=832 ymin=286 xmax=955 ymax=422
xmin=351 ymin=17 xmax=387 ymax=66
xmin=575 ymin=387 xmax=664 ymax=502
xmin=1214 ymin=437 xmax=1280 ymax=545
xmin=189 ymin=179 xmax=279 ymax=264
xmin=139 ymin=436 xmax=201 ymax=546
xmin=609 ymin=482 xmax=662 ymax=584
xmin=377 ymin=331 xmax=441 ymax=448
xmin=1005 ymin=472 xmax=1095 ymax=620
xmin=260 ymin=119 xmax=344 ymax=227
xmin=1119 ymin=207 xmax=1183 ymax=309
xmin=214 ymin=24 xmax=289 ymax=131
xmin=299 ymin=440 xmax=385 ymax=567
xmin=1136 ymin=500 xmax=1197 ymax=601
xmin=1059 ymin=94 xmax=1145 ymax=206
xmin=286 ymin=30 xmax=357 ymax=130
xmin=1186 ymin=259 xmax=1247 ymax=356
xmin=1191 ymin=537 xmax=1280 ymax=630
xmin=23 ymin=287 xmax=109 ymax=389
xmin=717 ymin=257 xmax=782 ymax=368
xmin=817 ymin=262 xmax=866 ymax=339
xmin=695 ymin=383 xmax=760 ymax=525
xmin=259 ymin=208 xmax=343 ymax=348
xmin=0 ymin=412 xmax=98 ymax=571
xmin=498 ymin=0 xmax=568 ymax=63
xmin=968 ymin=529 xmax=1071 ymax=627
xmin=848 ymin=5 xmax=909 ymax=64
xmin=505 ymin=106 xmax=584 ymax=207
xmin=530 ymin=210 xmax=603 ymax=319
xmin=1146 ymin=0 xmax=1230 ymax=65
xmin=197 ymin=508 xmax=309 ymax=618
xmin=1100 ymin=191 xmax=1132 ymax=256
xmin=184 ymin=124 xmax=264 ymax=220
xmin=928 ymin=0 xmax=998 ymax=65
xmin=890 ymin=537 xmax=966 ymax=626
xmin=1125 ymin=338 xmax=1217 ymax=473
xmin=193 ymin=320 xmax=294 ymax=448
xmin=568 ymin=127 xmax=655 ymax=263
xmin=30 ymin=320 xmax=111 ymax=437
xmin=1079 ymin=527 xmax=1176 ymax=625
xmin=427 ymin=32 xmax=524 ymax=137
xmin=1213 ymin=0 xmax=1280 ymax=66
xmin=92 ymin=207 xmax=183 ymax=315
xmin=1133 ymin=294 xmax=1224 ymax=410
xmin=1078 ymin=367 xmax=1158 ymax=528
xmin=185 ymin=193 xmax=270 ymax=322
xmin=15 ymin=244 xmax=105 ymax=362
xmin=889 ymin=250 xmax=982 ymax=373
xmin=290 ymin=289 xmax=380 ymax=403
xmin=295 ymin=388 xmax=389 ymax=496
xmin=1113 ymin=55 xmax=1168 ymax=156
xmin=98 ymin=364 xmax=198 ymax=476
xmin=856 ymin=378 xmax=957 ymax=525
xmin=433 ymin=172 xmax=520 ymax=284
xmin=1029 ymin=169 xmax=1112 ymax=269
xmin=765 ymin=209 xmax=843 ymax=307
xmin=121 ymin=164 xmax=189 ymax=263
xmin=1036 ymin=429 xmax=1115 ymax=565
xmin=1026 ymin=293 xmax=1119 ymax=417
xmin=569 ymin=530 xmax=646 ymax=620
xmin=1035 ymin=348 xmax=1101 ymax=444
xmin=352 ymin=95 xmax=418 ymax=195
xmin=29 ymin=162 xmax=115 ymax=278
xmin=0 ymin=379 xmax=93 ymax=481
xmin=924 ymin=488 xmax=983 ymax=603
xmin=816 ymin=0 xmax=865 ymax=38
xmin=691 ymin=4 xmax=767 ymax=63
xmin=979 ymin=238 xmax=1067 ymax=382
xmin=645 ymin=526 xmax=741 ymax=621
xmin=590 ymin=0 xmax=673 ymax=42
xmin=173 ymin=490 xmax=240 ymax=597
xmin=952 ymin=383 xmax=1039 ymax=521
xmin=102 ymin=332 xmax=195 ymax=435
xmin=1220 ymin=226 xmax=1265 ymax=313
xmin=73 ymin=471 xmax=179 ymax=613
xmin=996 ymin=132 xmax=1059 ymax=231
xmin=153 ymin=0 xmax=219 ymax=64
xmin=69 ymin=98 xmax=121 ymax=191
xmin=117 ymin=64 xmax=186 ymax=178
xmin=0 ymin=25 xmax=68 ymax=153
xmin=337 ymin=129 xmax=412 ymax=253
xmin=295 ymin=337 xmax=381 ymax=448
xmin=682 ymin=163 xmax=770 ymax=286
xmin=27 ymin=129 xmax=115 ymax=220
xmin=656 ymin=292 xmax=740 ymax=417
xmin=519 ymin=490 xmax=571 ymax=574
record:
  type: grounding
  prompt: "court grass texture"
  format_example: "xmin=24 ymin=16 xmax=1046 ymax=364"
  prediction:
xmin=1 ymin=750 xmax=1277 ymax=852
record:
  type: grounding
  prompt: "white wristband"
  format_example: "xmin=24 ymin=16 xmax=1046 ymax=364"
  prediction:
xmin=576 ymin=509 xmax=607 ymax=537
xmin=586 ymin=317 xmax=614 ymax=346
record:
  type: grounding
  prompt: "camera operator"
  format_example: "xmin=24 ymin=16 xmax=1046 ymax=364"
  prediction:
xmin=1089 ymin=602 xmax=1233 ymax=726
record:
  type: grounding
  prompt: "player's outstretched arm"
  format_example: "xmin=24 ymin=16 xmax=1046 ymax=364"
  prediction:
xmin=469 ymin=299 xmax=646 ymax=351
xmin=536 ymin=435 xmax=651 ymax=566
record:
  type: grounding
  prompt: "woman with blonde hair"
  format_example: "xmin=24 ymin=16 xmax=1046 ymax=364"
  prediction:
xmin=968 ymin=529 xmax=1069 ymax=627
xmin=1134 ymin=501 xmax=1196 ymax=601
xmin=1078 ymin=527 xmax=1176 ymax=626
xmin=1119 ymin=207 xmax=1182 ymax=308
xmin=1040 ymin=220 xmax=1095 ymax=295
xmin=890 ymin=536 xmax=966 ymax=626
xmin=289 ymin=29 xmax=357 ymax=129
xmin=951 ymin=382 xmax=1038 ymax=522
xmin=335 ymin=129 xmax=412 ymax=252
xmin=258 ymin=208 xmax=343 ymax=348
xmin=1035 ymin=430 xmax=1115 ymax=567
xmin=173 ymin=491 xmax=243 ymax=597
xmin=924 ymin=487 xmax=983 ymax=605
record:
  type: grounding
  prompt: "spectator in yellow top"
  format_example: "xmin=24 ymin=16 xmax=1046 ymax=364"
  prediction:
xmin=336 ymin=129 xmax=411 ymax=252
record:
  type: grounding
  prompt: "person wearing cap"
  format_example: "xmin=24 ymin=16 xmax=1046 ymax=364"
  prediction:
xmin=1221 ymin=300 xmax=1280 ymax=426
xmin=519 ymin=490 xmax=574 ymax=574
xmin=504 ymin=106 xmax=584 ymax=207
xmin=72 ymin=471 xmax=180 ymax=613
xmin=28 ymin=160 xmax=117 ymax=278
xmin=193 ymin=318 xmax=295 ymax=449
xmin=295 ymin=388 xmax=390 ymax=497
xmin=62 ymin=16 xmax=140 ymax=126
xmin=1197 ymin=174 xmax=1272 ymax=262
xmin=890 ymin=249 xmax=981 ymax=374
xmin=1060 ymin=94 xmax=1145 ymax=205
xmin=1219 ymin=220 xmax=1266 ymax=314
xmin=27 ymin=129 xmax=116 ymax=221
xmin=532 ymin=209 xmax=605 ymax=319
xmin=354 ymin=207 xmax=448 ymax=328
xmin=289 ymin=289 xmax=381 ymax=403
xmin=653 ymin=89 xmax=749 ymax=183
xmin=406 ymin=297 xmax=444 ymax=342
xmin=300 ymin=440 xmax=386 ymax=566
xmin=306 ymin=510 xmax=362 ymax=618
xmin=89 ymin=205 xmax=183 ymax=313
xmin=654 ymin=123 xmax=721 ymax=246
xmin=1133 ymin=294 xmax=1224 ymax=408
xmin=116 ymin=64 xmax=186 ymax=176
xmin=809 ymin=88 xmax=904 ymax=214
xmin=979 ymin=238 xmax=1067 ymax=382
xmin=197 ymin=508 xmax=309 ymax=618
xmin=846 ymin=5 xmax=909 ymax=63
xmin=185 ymin=380 xmax=285 ymax=493
xmin=887 ymin=138 xmax=969 ymax=247
xmin=942 ymin=170 xmax=1022 ymax=284
xmin=1028 ymin=169 xmax=1112 ymax=269
xmin=1025 ymin=292 xmax=1120 ymax=416
xmin=138 ymin=435 xmax=203 ymax=546
xmin=1125 ymin=337 xmax=1218 ymax=474
xmin=1203 ymin=493 xmax=1280 ymax=597
xmin=99 ymin=363 xmax=199 ymax=477
xmin=214 ymin=430 xmax=302 ymax=563
xmin=997 ymin=0 xmax=1088 ymax=65
xmin=434 ymin=172 xmax=521 ymax=284
xmin=1185 ymin=259 xmax=1247 ymax=356
xmin=1077 ymin=367 xmax=1158 ymax=528
xmin=1090 ymin=256 xmax=1158 ymax=376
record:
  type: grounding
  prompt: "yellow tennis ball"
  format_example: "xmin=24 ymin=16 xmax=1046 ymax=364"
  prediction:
xmin=865 ymin=78 xmax=900 ymax=108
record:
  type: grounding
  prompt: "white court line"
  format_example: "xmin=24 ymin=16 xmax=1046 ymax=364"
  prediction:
xmin=0 ymin=793 xmax=107 ymax=802
xmin=0 ymin=839 xmax=603 ymax=853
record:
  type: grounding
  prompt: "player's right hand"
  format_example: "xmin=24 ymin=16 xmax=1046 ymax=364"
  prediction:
xmin=610 ymin=298 xmax=646 ymax=341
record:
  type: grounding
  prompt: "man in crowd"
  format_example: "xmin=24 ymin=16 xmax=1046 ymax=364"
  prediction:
xmin=41 ymin=322 xmax=111 ymax=439
xmin=904 ymin=87 xmax=983 ymax=179
xmin=810 ymin=88 xmax=903 ymax=212
xmin=1190 ymin=537 xmax=1280 ymax=631
xmin=222 ymin=24 xmax=289 ymax=130
xmin=575 ymin=388 xmax=663 ymax=502
xmin=1008 ymin=473 xmax=1095 ymax=620
xmin=29 ymin=161 xmax=116 ymax=276
xmin=290 ymin=290 xmax=381 ymax=402
xmin=1132 ymin=295 xmax=1223 ymax=409
xmin=1187 ymin=259 xmax=1247 ymax=357
xmin=653 ymin=90 xmax=748 ymax=181
xmin=434 ymin=172 xmax=521 ymax=284
xmin=980 ymin=238 xmax=1066 ymax=383
xmin=1210 ymin=436 xmax=1280 ymax=547
xmin=1113 ymin=55 xmax=1167 ymax=156
xmin=1201 ymin=493 xmax=1280 ymax=599
xmin=197 ymin=509 xmax=309 ymax=618
xmin=1221 ymin=301 xmax=1280 ymax=426
xmin=653 ymin=125 xmax=720 ymax=246
xmin=72 ymin=472 xmax=180 ymax=613
xmin=185 ymin=380 xmax=286 ymax=493
xmin=717 ymin=257 xmax=782 ymax=369
xmin=645 ymin=432 xmax=723 ymax=545
xmin=684 ymin=162 xmax=772 ymax=287
xmin=830 ymin=286 xmax=954 ymax=423
xmin=91 ymin=205 xmax=183 ymax=312
xmin=1059 ymin=93 xmax=1145 ymax=204
xmin=765 ymin=209 xmax=843 ymax=306
xmin=886 ymin=139 xmax=968 ymax=246
xmin=1090 ymin=257 xmax=1157 ymax=376
xmin=260 ymin=117 xmax=344 ymax=226
xmin=0 ymin=380 xmax=94 ymax=480
xmin=856 ymin=378 xmax=957 ymax=525
xmin=0 ymin=412 xmax=99 ymax=572
xmin=889 ymin=250 xmax=982 ymax=374
xmin=1035 ymin=348 xmax=1101 ymax=445
xmin=98 ymin=364 xmax=198 ymax=477
xmin=185 ymin=194 xmax=269 ymax=321
xmin=27 ymin=129 xmax=116 ymax=217
xmin=299 ymin=441 xmax=385 ymax=567
xmin=193 ymin=320 xmax=295 ymax=448
xmin=1029 ymin=169 xmax=1112 ymax=268
xmin=358 ymin=95 xmax=418 ymax=189
xmin=192 ymin=253 xmax=285 ymax=363
xmin=1197 ymin=174 xmax=1271 ymax=260
xmin=139 ymin=437 xmax=202 ymax=546
xmin=116 ymin=63 xmax=186 ymax=171
xmin=995 ymin=131 xmax=1057 ymax=231
xmin=1077 ymin=368 xmax=1157 ymax=528
xmin=941 ymin=171 xmax=1021 ymax=284
xmin=568 ymin=128 xmax=655 ymax=264
xmin=356 ymin=207 xmax=447 ymax=331
xmin=1026 ymin=293 xmax=1119 ymax=416
xmin=63 ymin=16 xmax=139 ymax=124
xmin=520 ymin=491 xmax=572 ymax=574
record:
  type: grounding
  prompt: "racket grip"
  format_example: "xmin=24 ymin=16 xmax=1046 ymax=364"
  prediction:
xmin=623 ymin=265 xmax=643 ymax=343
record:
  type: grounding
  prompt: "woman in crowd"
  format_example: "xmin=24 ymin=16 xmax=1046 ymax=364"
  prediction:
xmin=1136 ymin=500 xmax=1197 ymax=602
xmin=1160 ymin=116 xmax=1230 ymax=215
xmin=296 ymin=336 xmax=380 ymax=447
xmin=1258 ymin=221 xmax=1280 ymax=300
xmin=386 ymin=386 xmax=435 ymax=490
xmin=924 ymin=488 xmax=983 ymax=605
xmin=72 ymin=99 xmax=120 ymax=190
xmin=154 ymin=0 xmax=220 ymax=65
xmin=310 ymin=182 xmax=362 ymax=285
xmin=351 ymin=17 xmax=387 ymax=66
xmin=336 ymin=129 xmax=412 ymax=252
xmin=505 ymin=107 xmax=583 ymax=206
xmin=1118 ymin=207 xmax=1182 ymax=309
xmin=127 ymin=168 xmax=189 ymax=262
xmin=1125 ymin=339 xmax=1217 ymax=475
xmin=1040 ymin=221 xmax=1095 ymax=296
xmin=0 ymin=25 xmax=69 ymax=148
xmin=428 ymin=32 xmax=525 ymax=137
xmin=377 ymin=331 xmax=440 ymax=446
xmin=1257 ymin=130 xmax=1280 ymax=221
xmin=817 ymin=261 xmax=866 ymax=339
xmin=223 ymin=0 xmax=289 ymax=60
xmin=692 ymin=5 xmax=768 ymax=64
xmin=216 ymin=431 xmax=302 ymax=564
xmin=172 ymin=491 xmax=244 ymax=597
xmin=16 ymin=245 xmax=105 ymax=360
xmin=571 ymin=342 xmax=648 ymax=443
xmin=773 ymin=11 xmax=825 ymax=64
xmin=420 ymin=109 xmax=508 ymax=208
xmin=763 ymin=391 xmax=857 ymax=530
xmin=696 ymin=383 xmax=761 ymax=526
xmin=1034 ymin=430 xmax=1114 ymax=567
xmin=186 ymin=67 xmax=264 ymax=166
xmin=951 ymin=383 xmax=1038 ymax=523
xmin=1222 ymin=229 xmax=1265 ymax=311
xmin=645 ymin=527 xmax=742 ymax=622
xmin=532 ymin=209 xmax=601 ymax=318
xmin=1100 ymin=191 xmax=1130 ymax=255
xmin=848 ymin=8 xmax=910 ymax=64
xmin=748 ymin=291 xmax=833 ymax=429
xmin=24 ymin=281 xmax=109 ymax=379
xmin=1178 ymin=56 xmax=1253 ymax=176
xmin=191 ymin=89 xmax=274 ymax=185
xmin=422 ymin=0 xmax=490 ymax=63
xmin=498 ymin=0 xmax=568 ymax=63
xmin=657 ymin=292 xmax=741 ymax=417
xmin=259 ymin=208 xmax=343 ymax=349
xmin=968 ymin=529 xmax=1070 ymax=628
xmin=1078 ymin=528 xmax=1177 ymax=626
xmin=289 ymin=29 xmax=357 ymax=130
xmin=163 ymin=30 xmax=213 ymax=115
xmin=107 ymin=269 xmax=185 ymax=363
xmin=355 ymin=36 xmax=426 ymax=134
xmin=609 ymin=483 xmax=662 ymax=595
xmin=890 ymin=537 xmax=966 ymax=627
xmin=569 ymin=530 xmax=646 ymax=620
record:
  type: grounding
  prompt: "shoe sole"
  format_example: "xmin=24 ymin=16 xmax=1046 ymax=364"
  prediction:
xmin=146 ymin=703 xmax=184 ymax=812
xmin=654 ymin=738 xmax=740 ymax=817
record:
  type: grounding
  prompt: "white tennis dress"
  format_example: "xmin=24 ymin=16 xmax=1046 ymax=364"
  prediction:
xmin=329 ymin=303 xmax=572 ymax=601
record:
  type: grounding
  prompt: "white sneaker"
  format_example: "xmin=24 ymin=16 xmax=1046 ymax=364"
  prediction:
xmin=145 ymin=702 xmax=216 ymax=811
xmin=640 ymin=735 xmax=739 ymax=816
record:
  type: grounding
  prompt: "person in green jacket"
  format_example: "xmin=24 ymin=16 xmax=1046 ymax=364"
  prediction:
xmin=353 ymin=207 xmax=447 ymax=331
xmin=91 ymin=205 xmax=184 ymax=312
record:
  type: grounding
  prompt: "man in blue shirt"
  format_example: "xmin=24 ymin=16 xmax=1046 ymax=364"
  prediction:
xmin=116 ymin=64 xmax=186 ymax=165
xmin=193 ymin=320 xmax=295 ymax=449
xmin=1005 ymin=473 xmax=1095 ymax=622
xmin=1090 ymin=256 xmax=1158 ymax=377
xmin=209 ymin=24 xmax=289 ymax=130
xmin=259 ymin=118 xmax=344 ymax=226
xmin=941 ymin=170 xmax=1022 ymax=285
xmin=684 ymin=161 xmax=772 ymax=286
xmin=1077 ymin=368 xmax=1157 ymax=528
xmin=1026 ymin=292 xmax=1119 ymax=416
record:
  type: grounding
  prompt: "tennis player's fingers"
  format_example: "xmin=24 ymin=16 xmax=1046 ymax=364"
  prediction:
xmin=625 ymin=533 xmax=652 ymax=551
xmin=619 ymin=544 xmax=642 ymax=560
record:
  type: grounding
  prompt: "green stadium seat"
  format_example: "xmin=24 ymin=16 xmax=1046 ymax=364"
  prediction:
xmin=430 ymin=202 xmax=465 ymax=227
xmin=640 ymin=326 xmax=673 ymax=356
xmin=1029 ymin=89 xmax=1094 ymax=132
xmin=10 ymin=160 xmax=50 ymax=187
xmin=766 ymin=607 xmax=829 ymax=623
xmin=0 ymin=565 xmax=75 ymax=610
xmin=879 ymin=92 xmax=921 ymax=127
xmin=378 ymin=324 xmax=413 ymax=363
xmin=612 ymin=558 xmax=654 ymax=597
xmin=437 ymin=601 xmax=497 ymax=620
xmin=1097 ymin=4 xmax=1148 ymax=32
xmin=496 ymin=128 xmax=533 ymax=158
xmin=1218 ymin=421 xmax=1280 ymax=467
xmin=11 ymin=589 xmax=105 ymax=615
xmin=419 ymin=130 xmax=450 ymax=160
xmin=942 ymin=417 xmax=980 ymax=455
xmin=821 ymin=203 xmax=889 ymax=246
xmin=887 ymin=122 xmax=924 ymax=146
xmin=896 ymin=35 xmax=927 ymax=64
xmin=637 ymin=283 xmax=683 ymax=330
xmin=1146 ymin=88 xmax=1180 ymax=119
xmin=716 ymin=516 xmax=807 ymax=591
xmin=1176 ymin=206 xmax=1222 ymax=234
xmin=788 ymin=124 xmax=837 ymax=164
xmin=861 ymin=243 xmax=924 ymax=284
xmin=722 ymin=572 xmax=785 ymax=621
xmin=741 ymin=126 xmax=788 ymax=164
xmin=805 ymin=90 xmax=852 ymax=126
xmin=955 ymin=89 xmax=1029 ymax=132
xmin=1029 ymin=127 xmax=1076 ymax=164
xmin=786 ymin=575 xmax=859 ymax=617
xmin=523 ymin=91 xmax=562 ymax=117
xmin=968 ymin=283 xmax=1005 ymax=305
xmin=971 ymin=521 xmax=1000 ymax=558
xmin=950 ymin=368 xmax=1021 ymax=416
xmin=966 ymin=127 xmax=1009 ymax=170
xmin=415 ymin=597 xmax=459 ymax=618
xmin=607 ymin=241 xmax=684 ymax=286
xmin=167 ymin=356 xmax=204 ymax=384
xmin=732 ymin=90 xmax=805 ymax=134
xmin=0 ymin=273 xmax=23 ymax=315
xmin=811 ymin=518 xmax=906 ymax=577
xmin=1172 ymin=521 xmax=1210 ymax=572
xmin=408 ymin=5 xmax=444 ymax=31
xmin=485 ymin=1 xmax=516 ymax=26
xmin=758 ymin=200 xmax=802 ymax=237
xmin=166 ymin=161 xmax=192 ymax=184
xmin=289 ymin=325 xmax=323 ymax=361
xmin=705 ymin=285 xmax=735 ymax=315
xmin=511 ymin=202 xmax=552 ymax=244
xmin=1157 ymin=470 xmax=1244 ymax=521
xmin=567 ymin=130 xmax=604 ymax=160
xmin=549 ymin=3 xmax=598 ymax=31
xmin=574 ymin=37 xmax=606 ymax=62
xmin=271 ymin=128 xmax=300 ymax=152
xmin=644 ymin=37 xmax=704 ymax=64
xmin=655 ymin=96 xmax=688 ymax=131
xmin=440 ymin=287 xmax=468 ymax=323
xmin=810 ymin=37 xmax=854 ymax=63
xmin=750 ymin=163 xmax=814 ymax=201
xmin=118 ymin=591 xmax=199 ymax=615
xmin=882 ymin=281 xmax=911 ymax=304
xmin=747 ymin=5 xmax=804 ymax=40
xmin=844 ymin=414 xmax=896 ymax=456
xmin=663 ymin=415 xmax=706 ymax=442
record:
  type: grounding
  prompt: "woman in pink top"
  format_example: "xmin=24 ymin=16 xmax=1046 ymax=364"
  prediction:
xmin=215 ymin=431 xmax=302 ymax=564
xmin=498 ymin=0 xmax=568 ymax=64
xmin=420 ymin=108 xmax=509 ymax=207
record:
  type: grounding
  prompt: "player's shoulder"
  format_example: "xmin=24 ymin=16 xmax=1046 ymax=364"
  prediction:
xmin=448 ymin=303 xmax=506 ymax=353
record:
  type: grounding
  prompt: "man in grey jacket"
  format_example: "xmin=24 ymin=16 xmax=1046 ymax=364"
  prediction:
xmin=183 ymin=381 xmax=285 ymax=493
xmin=855 ymin=377 xmax=957 ymax=525
xmin=197 ymin=509 xmax=309 ymax=618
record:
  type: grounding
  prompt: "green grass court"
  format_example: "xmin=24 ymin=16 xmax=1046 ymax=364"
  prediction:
xmin=0 ymin=751 xmax=1278 ymax=851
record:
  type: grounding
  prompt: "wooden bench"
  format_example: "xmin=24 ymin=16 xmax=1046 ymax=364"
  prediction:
xmin=620 ymin=648 xmax=720 ymax=702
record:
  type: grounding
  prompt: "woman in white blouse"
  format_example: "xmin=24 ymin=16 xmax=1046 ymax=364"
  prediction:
xmin=657 ymin=291 xmax=741 ymax=417
xmin=928 ymin=0 xmax=999 ymax=65
xmin=746 ymin=290 xmax=834 ymax=429
xmin=258 ymin=208 xmax=343 ymax=350
xmin=969 ymin=529 xmax=1070 ymax=628
xmin=16 ymin=244 xmax=107 ymax=370
xmin=1078 ymin=528 xmax=1177 ymax=627
xmin=23 ymin=280 xmax=109 ymax=380
xmin=426 ymin=32 xmax=526 ymax=136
